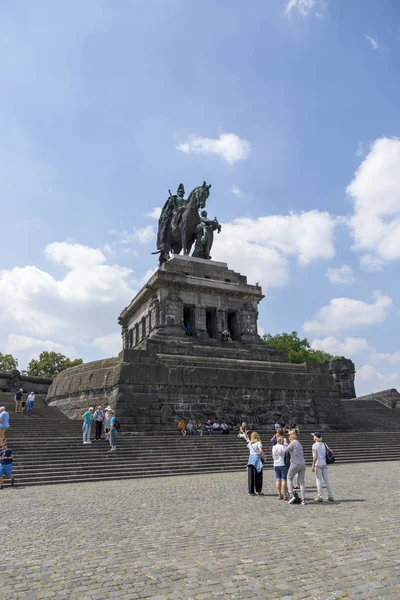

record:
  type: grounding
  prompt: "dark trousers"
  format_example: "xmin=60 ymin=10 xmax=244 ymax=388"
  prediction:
xmin=248 ymin=465 xmax=263 ymax=494
xmin=95 ymin=421 xmax=103 ymax=439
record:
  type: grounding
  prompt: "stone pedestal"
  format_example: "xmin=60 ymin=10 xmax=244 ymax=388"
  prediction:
xmin=48 ymin=256 xmax=350 ymax=431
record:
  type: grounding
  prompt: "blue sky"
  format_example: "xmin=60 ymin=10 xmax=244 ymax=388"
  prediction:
xmin=1 ymin=0 xmax=400 ymax=395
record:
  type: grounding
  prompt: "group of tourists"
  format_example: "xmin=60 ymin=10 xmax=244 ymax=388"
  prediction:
xmin=243 ymin=424 xmax=335 ymax=504
xmin=81 ymin=406 xmax=119 ymax=452
xmin=177 ymin=419 xmax=233 ymax=436
xmin=14 ymin=389 xmax=35 ymax=413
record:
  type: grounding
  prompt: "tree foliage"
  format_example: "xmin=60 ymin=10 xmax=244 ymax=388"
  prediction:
xmin=0 ymin=353 xmax=18 ymax=373
xmin=26 ymin=351 xmax=83 ymax=378
xmin=263 ymin=331 xmax=333 ymax=364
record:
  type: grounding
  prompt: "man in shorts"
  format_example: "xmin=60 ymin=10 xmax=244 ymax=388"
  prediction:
xmin=0 ymin=443 xmax=14 ymax=489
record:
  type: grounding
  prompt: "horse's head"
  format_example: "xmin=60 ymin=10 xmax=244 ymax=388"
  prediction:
xmin=197 ymin=181 xmax=211 ymax=209
xmin=186 ymin=181 xmax=212 ymax=210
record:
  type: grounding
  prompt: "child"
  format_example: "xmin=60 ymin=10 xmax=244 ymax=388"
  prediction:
xmin=0 ymin=443 xmax=14 ymax=489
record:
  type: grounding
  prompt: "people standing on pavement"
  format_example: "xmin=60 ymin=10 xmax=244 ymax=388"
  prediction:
xmin=14 ymin=388 xmax=23 ymax=413
xmin=272 ymin=435 xmax=288 ymax=500
xmin=81 ymin=407 xmax=94 ymax=444
xmin=93 ymin=406 xmax=104 ymax=440
xmin=108 ymin=410 xmax=117 ymax=452
xmin=26 ymin=392 xmax=35 ymax=413
xmin=243 ymin=431 xmax=265 ymax=496
xmin=285 ymin=431 xmax=306 ymax=505
xmin=0 ymin=407 xmax=9 ymax=445
xmin=0 ymin=443 xmax=14 ymax=489
xmin=311 ymin=432 xmax=335 ymax=502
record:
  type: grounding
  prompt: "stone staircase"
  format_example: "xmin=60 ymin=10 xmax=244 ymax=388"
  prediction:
xmin=2 ymin=393 xmax=400 ymax=488
xmin=342 ymin=398 xmax=400 ymax=431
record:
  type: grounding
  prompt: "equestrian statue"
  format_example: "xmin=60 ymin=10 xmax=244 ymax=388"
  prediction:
xmin=153 ymin=181 xmax=221 ymax=265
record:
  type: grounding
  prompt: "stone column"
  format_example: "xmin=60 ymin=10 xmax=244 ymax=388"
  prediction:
xmin=194 ymin=306 xmax=209 ymax=341
xmin=121 ymin=325 xmax=128 ymax=350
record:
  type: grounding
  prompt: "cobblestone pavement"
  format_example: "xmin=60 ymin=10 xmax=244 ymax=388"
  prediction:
xmin=2 ymin=462 xmax=400 ymax=600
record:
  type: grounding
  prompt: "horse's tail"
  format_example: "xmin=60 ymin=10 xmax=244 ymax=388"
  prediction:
xmin=151 ymin=250 xmax=161 ymax=255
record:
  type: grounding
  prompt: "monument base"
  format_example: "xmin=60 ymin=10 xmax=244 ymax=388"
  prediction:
xmin=48 ymin=257 xmax=348 ymax=430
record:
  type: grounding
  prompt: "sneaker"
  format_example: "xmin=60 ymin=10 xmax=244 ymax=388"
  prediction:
xmin=256 ymin=492 xmax=265 ymax=496
xmin=328 ymin=497 xmax=335 ymax=502
xmin=301 ymin=499 xmax=306 ymax=505
xmin=288 ymin=495 xmax=296 ymax=504
xmin=314 ymin=497 xmax=323 ymax=503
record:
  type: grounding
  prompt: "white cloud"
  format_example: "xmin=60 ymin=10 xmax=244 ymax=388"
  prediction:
xmin=177 ymin=133 xmax=251 ymax=165
xmin=147 ymin=207 xmax=161 ymax=220
xmin=212 ymin=210 xmax=336 ymax=287
xmin=92 ymin=332 xmax=121 ymax=356
xmin=303 ymin=290 xmax=392 ymax=335
xmin=6 ymin=334 xmax=80 ymax=369
xmin=285 ymin=0 xmax=325 ymax=17
xmin=0 ymin=241 xmax=136 ymax=368
xmin=366 ymin=36 xmax=379 ymax=50
xmin=231 ymin=185 xmax=245 ymax=198
xmin=45 ymin=241 xmax=106 ymax=269
xmin=326 ymin=264 xmax=356 ymax=285
xmin=356 ymin=364 xmax=400 ymax=396
xmin=311 ymin=336 xmax=370 ymax=356
xmin=359 ymin=254 xmax=384 ymax=273
xmin=368 ymin=351 xmax=400 ymax=364
xmin=347 ymin=137 xmax=400 ymax=266
xmin=111 ymin=225 xmax=155 ymax=246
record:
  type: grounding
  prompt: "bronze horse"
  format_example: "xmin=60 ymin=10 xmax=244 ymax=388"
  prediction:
xmin=155 ymin=182 xmax=211 ymax=265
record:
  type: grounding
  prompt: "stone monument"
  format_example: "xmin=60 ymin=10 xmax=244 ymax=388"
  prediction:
xmin=47 ymin=179 xmax=351 ymax=430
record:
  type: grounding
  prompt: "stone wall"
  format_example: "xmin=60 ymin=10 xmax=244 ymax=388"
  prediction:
xmin=0 ymin=370 xmax=51 ymax=394
xmin=47 ymin=358 xmax=121 ymax=419
xmin=113 ymin=348 xmax=346 ymax=431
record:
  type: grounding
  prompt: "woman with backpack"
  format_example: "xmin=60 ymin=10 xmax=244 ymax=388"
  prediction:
xmin=311 ymin=432 xmax=335 ymax=502
xmin=285 ymin=431 xmax=306 ymax=505
xmin=243 ymin=431 xmax=265 ymax=496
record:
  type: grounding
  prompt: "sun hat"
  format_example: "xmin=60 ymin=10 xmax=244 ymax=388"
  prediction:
xmin=311 ymin=432 xmax=322 ymax=441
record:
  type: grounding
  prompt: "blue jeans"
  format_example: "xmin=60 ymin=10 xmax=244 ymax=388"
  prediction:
xmin=110 ymin=429 xmax=117 ymax=447
xmin=274 ymin=465 xmax=288 ymax=480
xmin=26 ymin=402 xmax=34 ymax=412
xmin=82 ymin=424 xmax=91 ymax=443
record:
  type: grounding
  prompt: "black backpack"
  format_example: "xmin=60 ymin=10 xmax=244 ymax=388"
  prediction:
xmin=292 ymin=491 xmax=301 ymax=504
xmin=284 ymin=451 xmax=291 ymax=468
xmin=325 ymin=444 xmax=335 ymax=464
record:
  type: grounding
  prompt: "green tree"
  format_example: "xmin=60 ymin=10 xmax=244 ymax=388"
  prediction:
xmin=263 ymin=331 xmax=333 ymax=364
xmin=0 ymin=353 xmax=18 ymax=372
xmin=26 ymin=351 xmax=83 ymax=378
